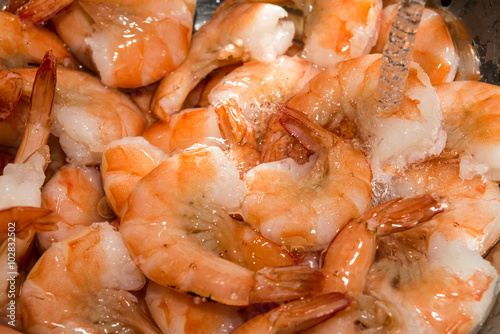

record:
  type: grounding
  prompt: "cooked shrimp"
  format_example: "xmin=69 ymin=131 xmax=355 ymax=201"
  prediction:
xmin=366 ymin=232 xmax=499 ymax=333
xmin=242 ymin=105 xmax=372 ymax=251
xmin=151 ymin=2 xmax=295 ymax=120
xmin=386 ymin=159 xmax=500 ymax=256
xmin=20 ymin=222 xmax=162 ymax=333
xmin=208 ymin=55 xmax=321 ymax=137
xmin=11 ymin=66 xmax=146 ymax=165
xmin=434 ymin=81 xmax=500 ymax=181
xmin=143 ymin=107 xmax=223 ymax=154
xmin=0 ymin=11 xmax=75 ymax=69
xmin=22 ymin=0 xmax=195 ymax=88
xmin=299 ymin=0 xmax=382 ymax=68
xmin=0 ymin=70 xmax=23 ymax=121
xmin=0 ymin=70 xmax=26 ymax=148
xmin=38 ymin=164 xmax=106 ymax=251
xmin=289 ymin=53 xmax=446 ymax=182
xmin=145 ymin=282 xmax=246 ymax=333
xmin=120 ymin=145 xmax=322 ymax=306
xmin=374 ymin=5 xmax=459 ymax=85
xmin=101 ymin=136 xmax=166 ymax=217
xmin=232 ymin=292 xmax=352 ymax=334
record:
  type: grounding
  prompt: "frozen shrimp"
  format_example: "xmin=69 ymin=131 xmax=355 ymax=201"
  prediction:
xmin=242 ymin=105 xmax=372 ymax=251
xmin=232 ymin=292 xmax=352 ymax=334
xmin=374 ymin=5 xmax=459 ymax=85
xmin=22 ymin=0 xmax=196 ymax=88
xmin=0 ymin=11 xmax=75 ymax=69
xmin=289 ymin=53 xmax=446 ymax=182
xmin=366 ymin=232 xmax=499 ymax=333
xmin=38 ymin=164 xmax=106 ymax=251
xmin=299 ymin=0 xmax=382 ymax=68
xmin=11 ymin=66 xmax=146 ymax=165
xmin=434 ymin=81 xmax=500 ymax=181
xmin=387 ymin=159 xmax=500 ymax=256
xmin=120 ymin=145 xmax=321 ymax=306
xmin=20 ymin=222 xmax=161 ymax=333
xmin=146 ymin=282 xmax=246 ymax=333
xmin=151 ymin=2 xmax=295 ymax=120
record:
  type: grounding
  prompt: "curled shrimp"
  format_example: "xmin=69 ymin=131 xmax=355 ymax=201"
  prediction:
xmin=38 ymin=164 xmax=107 ymax=251
xmin=288 ymin=53 xmax=446 ymax=182
xmin=299 ymin=0 xmax=382 ymax=68
xmin=120 ymin=145 xmax=321 ymax=306
xmin=20 ymin=0 xmax=196 ymax=88
xmin=434 ymin=81 xmax=500 ymax=181
xmin=151 ymin=2 xmax=295 ymax=120
xmin=242 ymin=105 xmax=372 ymax=251
xmin=374 ymin=5 xmax=459 ymax=85
xmin=0 ymin=11 xmax=75 ymax=69
xmin=366 ymin=232 xmax=499 ymax=333
xmin=387 ymin=158 xmax=500 ymax=256
xmin=20 ymin=222 xmax=161 ymax=333
xmin=11 ymin=66 xmax=146 ymax=165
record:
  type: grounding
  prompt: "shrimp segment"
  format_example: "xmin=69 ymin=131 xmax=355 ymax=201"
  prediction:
xmin=120 ymin=145 xmax=321 ymax=306
xmin=242 ymin=105 xmax=372 ymax=251
xmin=151 ymin=3 xmax=295 ymax=120
xmin=434 ymin=81 xmax=500 ymax=181
xmin=300 ymin=0 xmax=382 ymax=68
xmin=0 ymin=11 xmax=75 ymax=69
xmin=20 ymin=222 xmax=160 ymax=333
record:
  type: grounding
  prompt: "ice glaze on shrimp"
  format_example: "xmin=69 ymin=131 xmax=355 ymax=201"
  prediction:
xmin=434 ymin=81 xmax=500 ymax=181
xmin=242 ymin=105 xmax=372 ymax=251
xmin=120 ymin=145 xmax=321 ymax=306
xmin=20 ymin=222 xmax=161 ymax=333
xmin=374 ymin=5 xmax=459 ymax=85
xmin=38 ymin=164 xmax=106 ymax=251
xmin=299 ymin=0 xmax=382 ymax=68
xmin=0 ymin=11 xmax=75 ymax=69
xmin=23 ymin=0 xmax=196 ymax=88
xmin=151 ymin=2 xmax=295 ymax=120
xmin=11 ymin=66 xmax=146 ymax=165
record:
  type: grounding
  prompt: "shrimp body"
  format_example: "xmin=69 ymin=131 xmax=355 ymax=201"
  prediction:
xmin=389 ymin=159 xmax=500 ymax=256
xmin=20 ymin=222 xmax=161 ymax=333
xmin=374 ymin=5 xmax=459 ymax=85
xmin=367 ymin=233 xmax=499 ymax=334
xmin=12 ymin=66 xmax=146 ymax=165
xmin=0 ymin=11 xmax=75 ymax=69
xmin=151 ymin=3 xmax=295 ymax=120
xmin=39 ymin=164 xmax=105 ymax=251
xmin=435 ymin=81 xmax=500 ymax=181
xmin=120 ymin=145 xmax=321 ymax=306
xmin=300 ymin=0 xmax=382 ymax=68
xmin=242 ymin=106 xmax=372 ymax=251
xmin=49 ymin=0 xmax=195 ymax=88
xmin=208 ymin=55 xmax=321 ymax=137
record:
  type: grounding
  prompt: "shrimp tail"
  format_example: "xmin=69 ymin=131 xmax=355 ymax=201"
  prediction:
xmin=233 ymin=292 xmax=352 ymax=334
xmin=14 ymin=50 xmax=56 ymax=164
xmin=0 ymin=70 xmax=23 ymax=120
xmin=251 ymin=265 xmax=323 ymax=303
xmin=0 ymin=206 xmax=56 ymax=239
xmin=18 ymin=0 xmax=74 ymax=25
xmin=214 ymin=98 xmax=254 ymax=147
xmin=366 ymin=194 xmax=446 ymax=235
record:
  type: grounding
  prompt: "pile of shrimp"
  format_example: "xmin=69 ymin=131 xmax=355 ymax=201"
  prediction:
xmin=1 ymin=0 xmax=500 ymax=332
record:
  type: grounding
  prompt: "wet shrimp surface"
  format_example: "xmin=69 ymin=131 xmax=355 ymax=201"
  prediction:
xmin=0 ymin=0 xmax=499 ymax=333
